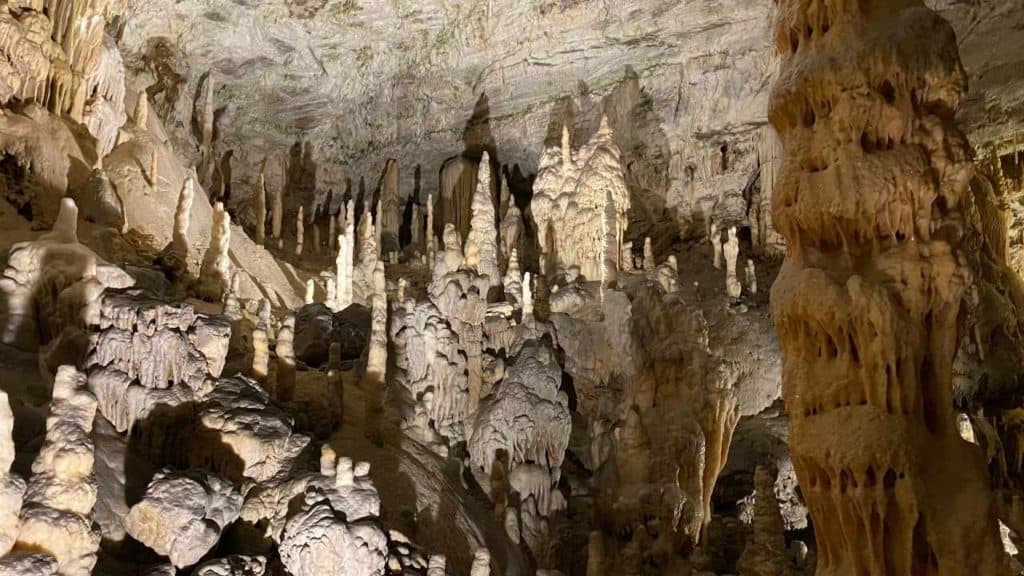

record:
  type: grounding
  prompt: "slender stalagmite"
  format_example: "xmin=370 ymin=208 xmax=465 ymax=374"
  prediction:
xmin=172 ymin=175 xmax=195 ymax=257
xmin=256 ymin=159 xmax=267 ymax=246
xmin=277 ymin=313 xmax=296 ymax=402
xmin=295 ymin=206 xmax=304 ymax=256
xmin=769 ymin=1 xmax=1008 ymax=573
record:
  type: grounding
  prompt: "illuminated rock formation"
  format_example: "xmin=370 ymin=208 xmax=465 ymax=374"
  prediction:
xmin=464 ymin=152 xmax=501 ymax=287
xmin=14 ymin=366 xmax=101 ymax=576
xmin=125 ymin=469 xmax=242 ymax=568
xmin=379 ymin=159 xmax=401 ymax=253
xmin=769 ymin=0 xmax=1009 ymax=573
xmin=532 ymin=118 xmax=630 ymax=281
xmin=199 ymin=201 xmax=233 ymax=301
xmin=0 ymin=198 xmax=133 ymax=350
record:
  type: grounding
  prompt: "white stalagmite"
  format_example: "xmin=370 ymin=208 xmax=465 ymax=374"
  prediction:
xmin=374 ymin=199 xmax=383 ymax=259
xmin=746 ymin=258 xmax=757 ymax=296
xmin=295 ymin=206 xmax=305 ymax=256
xmin=256 ymin=160 xmax=267 ymax=246
xmin=643 ymin=237 xmax=654 ymax=271
xmin=397 ymin=278 xmax=407 ymax=301
xmin=14 ymin=366 xmax=101 ymax=576
xmin=426 ymin=193 xmax=435 ymax=262
xmin=724 ymin=226 xmax=740 ymax=299
xmin=173 ymin=176 xmax=195 ymax=257
xmin=252 ymin=323 xmax=269 ymax=384
xmin=464 ymin=151 xmax=500 ymax=286
xmin=200 ymin=202 xmax=232 ymax=301
xmin=305 ymin=279 xmax=315 ymax=304
xmin=149 ymin=149 xmax=159 ymax=188
xmin=503 ymin=248 xmax=523 ymax=306
xmin=711 ymin=221 xmax=722 ymax=269
xmin=523 ymin=272 xmax=534 ymax=318
xmin=427 ymin=556 xmax=446 ymax=576
xmin=326 ymin=277 xmax=337 ymax=308
xmin=329 ymin=208 xmax=337 ymax=252
xmin=621 ymin=241 xmax=634 ymax=272
xmin=470 ymin=549 xmax=491 ymax=576
xmin=134 ymin=91 xmax=149 ymax=128
xmin=366 ymin=261 xmax=387 ymax=382
xmin=277 ymin=313 xmax=296 ymax=402
xmin=335 ymin=201 xmax=355 ymax=311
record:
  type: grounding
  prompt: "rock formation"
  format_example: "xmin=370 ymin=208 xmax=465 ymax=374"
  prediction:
xmin=199 ymin=202 xmax=233 ymax=301
xmin=464 ymin=152 xmax=501 ymax=287
xmin=532 ymin=118 xmax=631 ymax=281
xmin=769 ymin=0 xmax=1009 ymax=573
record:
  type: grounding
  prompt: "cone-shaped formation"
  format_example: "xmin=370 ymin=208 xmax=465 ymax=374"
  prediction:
xmin=769 ymin=1 xmax=1008 ymax=573
xmin=199 ymin=202 xmax=232 ymax=301
xmin=464 ymin=151 xmax=501 ymax=287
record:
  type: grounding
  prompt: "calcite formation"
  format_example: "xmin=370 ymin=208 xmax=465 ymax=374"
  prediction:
xmin=0 ymin=198 xmax=134 ymax=350
xmin=769 ymin=0 xmax=1009 ymax=573
xmin=125 ymin=468 xmax=242 ymax=568
xmin=464 ymin=152 xmax=501 ymax=287
xmin=14 ymin=366 xmax=101 ymax=576
xmin=532 ymin=119 xmax=631 ymax=282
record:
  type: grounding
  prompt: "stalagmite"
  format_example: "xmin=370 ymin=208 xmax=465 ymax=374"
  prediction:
xmin=0 ymin=391 xmax=23 ymax=558
xmin=724 ymin=226 xmax=740 ymax=300
xmin=134 ymin=90 xmax=149 ymax=129
xmin=746 ymin=258 xmax=757 ymax=296
xmin=272 ymin=181 xmax=284 ymax=241
xmin=295 ymin=206 xmax=305 ymax=257
xmin=379 ymin=159 xmax=401 ymax=253
xmin=736 ymin=466 xmax=795 ymax=576
xmin=503 ymin=248 xmax=523 ymax=306
xmin=304 ymin=279 xmax=315 ymax=304
xmin=199 ymin=202 xmax=232 ymax=301
xmin=311 ymin=213 xmax=321 ymax=256
xmin=711 ymin=221 xmax=722 ymax=269
xmin=642 ymin=237 xmax=654 ymax=272
xmin=374 ymin=199 xmax=383 ymax=259
xmin=149 ymin=149 xmax=159 ymax=188
xmin=256 ymin=160 xmax=267 ymax=246
xmin=769 ymin=0 xmax=1009 ymax=573
xmin=523 ymin=272 xmax=533 ymax=318
xmin=366 ymin=261 xmax=387 ymax=382
xmin=397 ymin=278 xmax=407 ymax=301
xmin=252 ymin=321 xmax=269 ymax=384
xmin=470 ymin=549 xmax=491 ymax=576
xmin=14 ymin=366 xmax=101 ymax=576
xmin=426 ymin=193 xmax=436 ymax=262
xmin=411 ymin=203 xmax=423 ymax=247
xmin=426 ymin=555 xmax=446 ymax=576
xmin=465 ymin=151 xmax=500 ymax=286
xmin=326 ymin=277 xmax=336 ymax=308
xmin=621 ymin=241 xmax=634 ymax=272
xmin=277 ymin=313 xmax=296 ymax=402
xmin=172 ymin=175 xmax=195 ymax=258
xmin=200 ymin=72 xmax=215 ymax=186
xmin=329 ymin=208 xmax=336 ymax=251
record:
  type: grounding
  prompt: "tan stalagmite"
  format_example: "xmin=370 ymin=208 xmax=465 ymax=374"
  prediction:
xmin=470 ymin=548 xmax=491 ymax=576
xmin=769 ymin=0 xmax=1009 ymax=573
xmin=465 ymin=151 xmax=501 ymax=287
xmin=724 ymin=226 xmax=740 ymax=300
xmin=0 ymin=390 xmax=23 ymax=558
xmin=366 ymin=260 xmax=387 ymax=382
xmin=133 ymin=90 xmax=149 ymax=129
xmin=252 ymin=323 xmax=269 ymax=385
xmin=304 ymin=278 xmax=315 ymax=304
xmin=328 ymin=207 xmax=336 ymax=251
xmin=255 ymin=159 xmax=267 ymax=246
xmin=172 ymin=175 xmax=195 ymax=257
xmin=379 ymin=159 xmax=401 ymax=253
xmin=325 ymin=276 xmax=336 ymax=307
xmin=149 ymin=149 xmax=159 ymax=188
xmin=271 ymin=177 xmax=284 ymax=241
xmin=276 ymin=313 xmax=296 ymax=402
xmin=426 ymin=193 xmax=436 ymax=264
xmin=311 ymin=211 xmax=321 ymax=255
xmin=295 ymin=206 xmax=305 ymax=257
xmin=746 ymin=258 xmax=757 ymax=296
xmin=199 ymin=201 xmax=232 ymax=301
xmin=199 ymin=71 xmax=215 ymax=186
xmin=642 ymin=237 xmax=654 ymax=272
xmin=711 ymin=221 xmax=722 ymax=270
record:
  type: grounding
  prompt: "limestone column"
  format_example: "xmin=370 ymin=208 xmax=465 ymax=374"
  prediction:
xmin=769 ymin=1 xmax=1008 ymax=573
